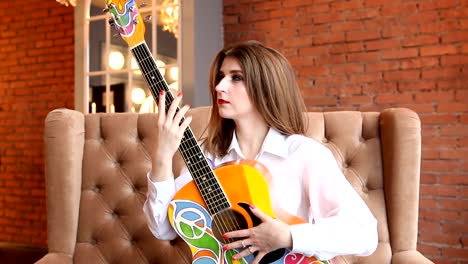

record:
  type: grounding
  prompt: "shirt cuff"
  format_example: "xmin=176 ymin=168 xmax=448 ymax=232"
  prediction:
xmin=289 ymin=223 xmax=317 ymax=257
xmin=146 ymin=171 xmax=176 ymax=202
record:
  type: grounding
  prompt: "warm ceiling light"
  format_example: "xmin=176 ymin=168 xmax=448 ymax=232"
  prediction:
xmin=109 ymin=51 xmax=125 ymax=70
xmin=140 ymin=96 xmax=157 ymax=113
xmin=169 ymin=66 xmax=178 ymax=81
xmin=131 ymin=87 xmax=146 ymax=104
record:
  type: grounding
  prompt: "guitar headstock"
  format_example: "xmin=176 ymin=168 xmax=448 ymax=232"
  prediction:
xmin=106 ymin=0 xmax=145 ymax=48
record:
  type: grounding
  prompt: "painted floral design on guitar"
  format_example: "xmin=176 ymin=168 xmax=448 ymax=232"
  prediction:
xmin=169 ymin=200 xmax=332 ymax=264
xmin=169 ymin=200 xmax=249 ymax=264
xmin=283 ymin=254 xmax=332 ymax=264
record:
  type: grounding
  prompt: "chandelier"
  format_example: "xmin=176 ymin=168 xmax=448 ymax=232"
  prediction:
xmin=160 ymin=0 xmax=179 ymax=38
xmin=56 ymin=0 xmax=179 ymax=38
xmin=56 ymin=0 xmax=76 ymax=6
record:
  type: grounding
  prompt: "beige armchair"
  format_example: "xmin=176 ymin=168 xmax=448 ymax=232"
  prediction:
xmin=36 ymin=106 xmax=433 ymax=264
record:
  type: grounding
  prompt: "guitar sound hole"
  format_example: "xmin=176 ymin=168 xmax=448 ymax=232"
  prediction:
xmin=212 ymin=205 xmax=284 ymax=264
xmin=212 ymin=209 xmax=248 ymax=243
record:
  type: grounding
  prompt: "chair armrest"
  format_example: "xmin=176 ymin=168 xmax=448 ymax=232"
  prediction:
xmin=44 ymin=109 xmax=85 ymax=255
xmin=380 ymin=108 xmax=422 ymax=252
xmin=392 ymin=250 xmax=434 ymax=264
xmin=35 ymin=252 xmax=73 ymax=264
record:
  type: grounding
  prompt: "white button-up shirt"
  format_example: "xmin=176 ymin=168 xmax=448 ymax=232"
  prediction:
xmin=143 ymin=128 xmax=378 ymax=260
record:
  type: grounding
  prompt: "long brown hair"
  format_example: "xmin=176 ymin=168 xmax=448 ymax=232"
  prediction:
xmin=203 ymin=40 xmax=307 ymax=157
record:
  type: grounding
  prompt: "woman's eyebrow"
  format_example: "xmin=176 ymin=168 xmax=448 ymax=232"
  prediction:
xmin=228 ymin=70 xmax=243 ymax=74
xmin=218 ymin=69 xmax=243 ymax=74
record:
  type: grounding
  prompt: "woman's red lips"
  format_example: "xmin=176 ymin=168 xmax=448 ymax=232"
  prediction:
xmin=218 ymin=99 xmax=229 ymax=104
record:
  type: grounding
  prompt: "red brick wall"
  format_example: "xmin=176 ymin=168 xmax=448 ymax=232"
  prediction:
xmin=224 ymin=0 xmax=467 ymax=263
xmin=0 ymin=1 xmax=74 ymax=245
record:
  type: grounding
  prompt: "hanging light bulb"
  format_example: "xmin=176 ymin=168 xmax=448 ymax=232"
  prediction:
xmin=108 ymin=51 xmax=125 ymax=70
xmin=131 ymin=87 xmax=146 ymax=104
xmin=169 ymin=66 xmax=178 ymax=81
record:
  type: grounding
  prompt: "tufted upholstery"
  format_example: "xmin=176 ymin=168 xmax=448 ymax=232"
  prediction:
xmin=36 ymin=106 xmax=433 ymax=264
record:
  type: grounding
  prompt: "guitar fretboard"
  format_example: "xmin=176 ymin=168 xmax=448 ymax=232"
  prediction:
xmin=131 ymin=43 xmax=229 ymax=215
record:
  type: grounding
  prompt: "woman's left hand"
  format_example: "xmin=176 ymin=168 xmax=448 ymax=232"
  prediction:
xmin=222 ymin=204 xmax=293 ymax=264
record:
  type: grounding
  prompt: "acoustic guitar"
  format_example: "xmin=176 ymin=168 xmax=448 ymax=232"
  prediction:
xmin=106 ymin=1 xmax=332 ymax=263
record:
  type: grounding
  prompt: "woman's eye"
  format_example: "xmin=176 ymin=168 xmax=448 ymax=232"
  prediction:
xmin=232 ymin=74 xmax=243 ymax=81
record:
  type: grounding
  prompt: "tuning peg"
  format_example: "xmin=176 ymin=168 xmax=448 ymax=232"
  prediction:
xmin=102 ymin=8 xmax=109 ymax=13
xmin=108 ymin=18 xmax=116 ymax=27
xmin=144 ymin=15 xmax=152 ymax=21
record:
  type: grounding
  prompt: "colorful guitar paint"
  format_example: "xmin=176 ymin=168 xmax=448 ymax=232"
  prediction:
xmin=106 ymin=1 xmax=333 ymax=263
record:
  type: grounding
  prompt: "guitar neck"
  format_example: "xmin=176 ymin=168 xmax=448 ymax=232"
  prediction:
xmin=131 ymin=43 xmax=229 ymax=214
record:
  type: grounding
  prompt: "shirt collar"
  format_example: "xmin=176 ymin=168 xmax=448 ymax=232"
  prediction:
xmin=228 ymin=127 xmax=289 ymax=159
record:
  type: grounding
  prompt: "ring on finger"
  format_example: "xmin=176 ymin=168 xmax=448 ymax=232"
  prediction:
xmin=241 ymin=240 xmax=246 ymax=248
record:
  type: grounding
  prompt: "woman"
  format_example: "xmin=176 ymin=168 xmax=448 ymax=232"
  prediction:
xmin=143 ymin=40 xmax=378 ymax=264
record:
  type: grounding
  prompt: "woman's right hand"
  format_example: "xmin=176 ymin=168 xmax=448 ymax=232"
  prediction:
xmin=151 ymin=90 xmax=192 ymax=181
xmin=156 ymin=90 xmax=192 ymax=158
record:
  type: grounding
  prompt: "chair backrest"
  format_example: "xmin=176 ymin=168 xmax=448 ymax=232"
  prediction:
xmin=302 ymin=108 xmax=422 ymax=264
xmin=42 ymin=106 xmax=422 ymax=264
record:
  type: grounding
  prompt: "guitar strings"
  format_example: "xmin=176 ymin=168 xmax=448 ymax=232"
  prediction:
xmin=129 ymin=42 xmax=243 ymax=242
xmin=113 ymin=3 xmax=244 ymax=246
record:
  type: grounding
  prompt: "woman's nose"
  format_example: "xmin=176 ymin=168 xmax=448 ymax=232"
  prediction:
xmin=215 ymin=77 xmax=228 ymax=92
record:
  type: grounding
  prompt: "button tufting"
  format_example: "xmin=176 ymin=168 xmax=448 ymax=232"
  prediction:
xmin=363 ymin=186 xmax=369 ymax=193
xmin=112 ymin=211 xmax=118 ymax=218
xmin=135 ymin=135 xmax=141 ymax=143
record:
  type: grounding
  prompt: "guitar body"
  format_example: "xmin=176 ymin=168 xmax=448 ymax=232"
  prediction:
xmin=168 ymin=160 xmax=331 ymax=264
